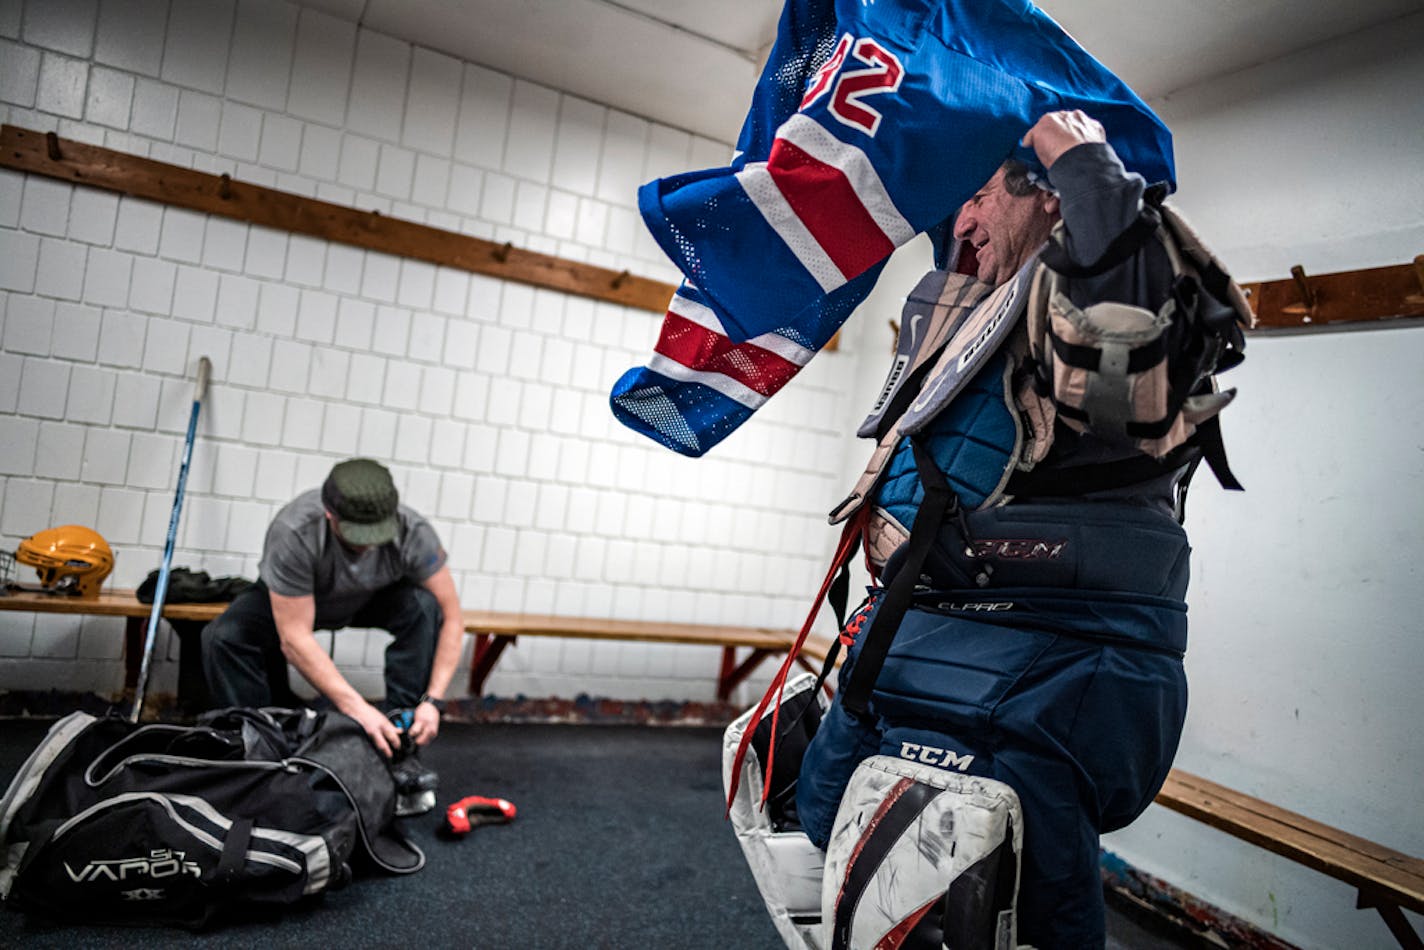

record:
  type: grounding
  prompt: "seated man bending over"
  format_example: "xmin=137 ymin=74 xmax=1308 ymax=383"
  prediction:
xmin=203 ymin=458 xmax=464 ymax=766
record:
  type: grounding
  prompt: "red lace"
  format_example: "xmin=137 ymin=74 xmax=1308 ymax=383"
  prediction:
xmin=725 ymin=506 xmax=867 ymax=814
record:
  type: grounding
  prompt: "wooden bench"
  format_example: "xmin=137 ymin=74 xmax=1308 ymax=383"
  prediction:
xmin=1151 ymin=770 xmax=1424 ymax=948
xmin=0 ymin=588 xmax=225 ymax=703
xmin=0 ymin=589 xmax=805 ymax=706
xmin=461 ymin=610 xmax=800 ymax=700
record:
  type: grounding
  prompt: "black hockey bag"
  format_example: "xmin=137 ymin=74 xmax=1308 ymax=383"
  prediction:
xmin=0 ymin=707 xmax=424 ymax=928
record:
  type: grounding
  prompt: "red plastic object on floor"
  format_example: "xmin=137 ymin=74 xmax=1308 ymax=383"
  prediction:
xmin=444 ymin=795 xmax=517 ymax=835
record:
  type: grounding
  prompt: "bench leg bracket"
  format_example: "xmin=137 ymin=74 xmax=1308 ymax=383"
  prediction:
xmin=467 ymin=633 xmax=516 ymax=696
xmin=718 ymin=647 xmax=776 ymax=701
xmin=1358 ymin=891 xmax=1423 ymax=950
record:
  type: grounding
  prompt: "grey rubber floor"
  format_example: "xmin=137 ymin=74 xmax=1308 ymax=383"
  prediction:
xmin=0 ymin=717 xmax=1197 ymax=948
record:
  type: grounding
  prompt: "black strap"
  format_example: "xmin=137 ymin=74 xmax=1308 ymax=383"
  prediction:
xmin=1039 ymin=203 xmax=1161 ymax=279
xmin=842 ymin=439 xmax=954 ymax=717
xmin=1048 ymin=330 xmax=1170 ymax=375
xmin=1005 ymin=442 xmax=1201 ymax=498
xmin=824 ymin=556 xmax=852 ymax=660
xmin=1124 ymin=414 xmax=1186 ymax=441
xmin=1055 ymin=399 xmax=1184 ymax=441
xmin=831 ymin=781 xmax=938 ymax=950
xmin=805 ymin=556 xmax=853 ymax=696
xmin=828 ymin=540 xmax=851 ymax=632
xmin=780 ymin=541 xmax=861 ymax=741
xmin=1006 ymin=417 xmax=1245 ymax=499
xmin=1173 ymin=455 xmax=1204 ymax=523
xmin=872 ymin=354 xmax=941 ymax=441
xmin=808 ymin=631 xmax=843 ymax=695
xmin=1192 ymin=413 xmax=1243 ymax=491
xmin=217 ymin=817 xmax=254 ymax=883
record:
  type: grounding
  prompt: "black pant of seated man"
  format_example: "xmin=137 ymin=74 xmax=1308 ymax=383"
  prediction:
xmin=202 ymin=579 xmax=441 ymax=713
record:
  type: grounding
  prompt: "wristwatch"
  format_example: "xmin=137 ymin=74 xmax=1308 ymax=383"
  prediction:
xmin=418 ymin=693 xmax=447 ymax=714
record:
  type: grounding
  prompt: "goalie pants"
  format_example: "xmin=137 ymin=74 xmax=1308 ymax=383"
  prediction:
xmin=202 ymin=580 xmax=441 ymax=711
xmin=798 ymin=508 xmax=1190 ymax=949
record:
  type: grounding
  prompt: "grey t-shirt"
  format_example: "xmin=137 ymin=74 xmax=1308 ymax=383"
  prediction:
xmin=259 ymin=489 xmax=447 ymax=629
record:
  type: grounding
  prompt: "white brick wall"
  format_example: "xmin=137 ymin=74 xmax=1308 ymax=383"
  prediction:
xmin=0 ymin=0 xmax=859 ymax=705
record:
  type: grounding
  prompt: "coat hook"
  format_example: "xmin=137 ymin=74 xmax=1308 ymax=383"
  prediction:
xmin=1282 ymin=264 xmax=1318 ymax=321
xmin=611 ymin=269 xmax=630 ymax=289
xmin=218 ymin=173 xmax=231 ymax=199
xmin=1406 ymin=254 xmax=1424 ymax=305
xmin=493 ymin=241 xmax=513 ymax=263
xmin=45 ymin=131 xmax=61 ymax=161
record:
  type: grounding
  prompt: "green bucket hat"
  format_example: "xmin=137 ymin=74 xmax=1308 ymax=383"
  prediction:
xmin=322 ymin=458 xmax=400 ymax=546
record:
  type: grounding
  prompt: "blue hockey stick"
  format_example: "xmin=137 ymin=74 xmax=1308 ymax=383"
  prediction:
xmin=130 ymin=356 xmax=211 ymax=723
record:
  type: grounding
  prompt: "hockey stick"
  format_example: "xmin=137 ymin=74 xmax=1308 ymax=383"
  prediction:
xmin=130 ymin=356 xmax=212 ymax=723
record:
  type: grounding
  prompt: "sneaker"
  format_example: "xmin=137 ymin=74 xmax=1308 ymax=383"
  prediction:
xmin=387 ymin=709 xmax=438 ymax=817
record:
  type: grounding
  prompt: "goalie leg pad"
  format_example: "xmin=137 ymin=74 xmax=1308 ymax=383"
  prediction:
xmin=723 ymin=672 xmax=831 ymax=950
xmin=822 ymin=755 xmax=1022 ymax=950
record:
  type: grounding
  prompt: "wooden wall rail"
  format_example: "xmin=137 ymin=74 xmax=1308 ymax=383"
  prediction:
xmin=0 ymin=125 xmax=678 ymax=313
xmin=1242 ymin=256 xmax=1424 ymax=330
xmin=6 ymin=125 xmax=1419 ymax=332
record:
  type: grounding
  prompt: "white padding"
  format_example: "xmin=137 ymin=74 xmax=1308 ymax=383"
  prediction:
xmin=723 ymin=672 xmax=829 ymax=950
xmin=823 ymin=755 xmax=1023 ymax=950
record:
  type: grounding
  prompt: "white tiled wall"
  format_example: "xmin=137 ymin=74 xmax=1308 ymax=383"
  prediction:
xmin=0 ymin=0 xmax=858 ymax=704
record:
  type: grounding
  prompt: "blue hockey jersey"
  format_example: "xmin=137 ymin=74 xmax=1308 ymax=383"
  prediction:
xmin=611 ymin=0 xmax=1175 ymax=457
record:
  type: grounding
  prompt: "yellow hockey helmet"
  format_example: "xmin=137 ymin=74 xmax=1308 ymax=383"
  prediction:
xmin=15 ymin=525 xmax=115 ymax=598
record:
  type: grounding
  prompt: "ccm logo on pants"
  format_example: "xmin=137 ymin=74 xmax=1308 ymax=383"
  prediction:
xmin=898 ymin=742 xmax=974 ymax=771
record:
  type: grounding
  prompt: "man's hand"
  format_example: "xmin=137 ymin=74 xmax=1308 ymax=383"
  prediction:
xmin=1021 ymin=109 xmax=1106 ymax=171
xmin=408 ymin=701 xmax=441 ymax=746
xmin=270 ymin=590 xmax=404 ymax=758
xmin=345 ymin=698 xmax=403 ymax=758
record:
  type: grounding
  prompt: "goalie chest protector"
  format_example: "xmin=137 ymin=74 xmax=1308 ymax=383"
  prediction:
xmin=837 ymin=197 xmax=1252 ymax=565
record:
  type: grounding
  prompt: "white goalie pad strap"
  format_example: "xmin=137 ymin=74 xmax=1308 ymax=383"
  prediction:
xmin=822 ymin=755 xmax=1023 ymax=950
xmin=723 ymin=672 xmax=829 ymax=950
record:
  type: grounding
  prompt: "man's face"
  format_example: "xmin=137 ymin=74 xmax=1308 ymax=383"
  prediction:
xmin=953 ymin=168 xmax=1059 ymax=286
xmin=324 ymin=511 xmax=374 ymax=553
